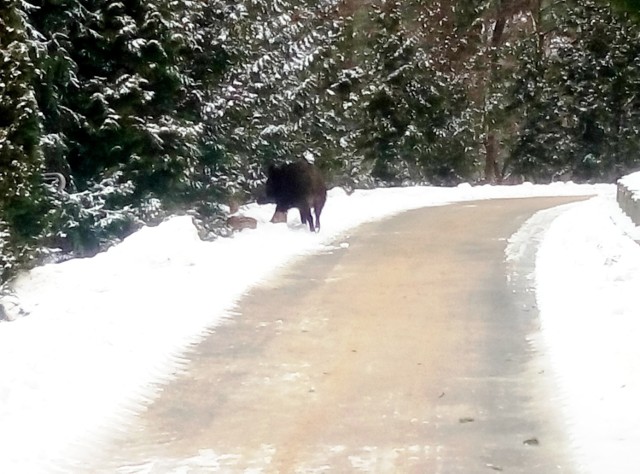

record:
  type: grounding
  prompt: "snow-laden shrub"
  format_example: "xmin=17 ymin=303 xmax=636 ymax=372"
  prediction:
xmin=43 ymin=173 xmax=143 ymax=258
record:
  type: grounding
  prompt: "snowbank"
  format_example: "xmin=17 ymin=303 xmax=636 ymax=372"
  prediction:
xmin=618 ymin=170 xmax=640 ymax=196
xmin=617 ymin=170 xmax=640 ymax=226
xmin=534 ymin=194 xmax=640 ymax=474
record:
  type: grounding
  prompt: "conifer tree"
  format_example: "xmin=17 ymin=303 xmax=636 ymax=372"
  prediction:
xmin=27 ymin=0 xmax=204 ymax=255
xmin=0 ymin=1 xmax=50 ymax=281
xmin=510 ymin=0 xmax=640 ymax=181
xmin=333 ymin=0 xmax=476 ymax=185
xmin=202 ymin=0 xmax=350 ymax=196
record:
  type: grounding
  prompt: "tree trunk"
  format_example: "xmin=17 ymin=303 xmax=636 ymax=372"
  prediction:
xmin=483 ymin=15 xmax=506 ymax=183
xmin=484 ymin=132 xmax=502 ymax=183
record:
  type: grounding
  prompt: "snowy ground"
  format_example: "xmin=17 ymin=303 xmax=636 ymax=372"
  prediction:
xmin=1 ymin=181 xmax=639 ymax=473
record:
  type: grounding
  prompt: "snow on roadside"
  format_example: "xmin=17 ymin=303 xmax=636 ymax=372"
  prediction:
xmin=619 ymin=170 xmax=640 ymax=199
xmin=534 ymin=193 xmax=640 ymax=474
xmin=0 ymin=182 xmax=612 ymax=471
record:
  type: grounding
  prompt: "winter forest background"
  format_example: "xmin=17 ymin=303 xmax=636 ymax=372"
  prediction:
xmin=2 ymin=0 xmax=640 ymax=283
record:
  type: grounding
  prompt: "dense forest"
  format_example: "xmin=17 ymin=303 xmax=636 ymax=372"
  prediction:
xmin=2 ymin=0 xmax=640 ymax=282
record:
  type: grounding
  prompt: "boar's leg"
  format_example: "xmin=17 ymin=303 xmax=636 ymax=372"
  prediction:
xmin=299 ymin=205 xmax=315 ymax=232
xmin=313 ymin=195 xmax=326 ymax=232
xmin=271 ymin=208 xmax=288 ymax=224
xmin=299 ymin=209 xmax=308 ymax=226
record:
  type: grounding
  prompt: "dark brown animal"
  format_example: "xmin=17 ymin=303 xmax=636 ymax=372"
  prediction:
xmin=258 ymin=160 xmax=327 ymax=232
